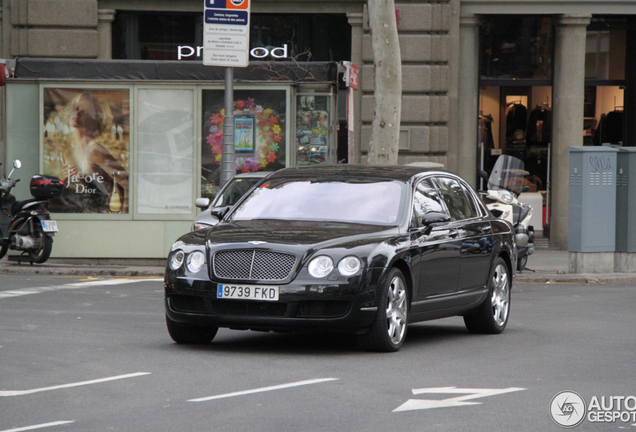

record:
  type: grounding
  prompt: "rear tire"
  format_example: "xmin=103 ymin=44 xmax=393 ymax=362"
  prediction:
xmin=464 ymin=257 xmax=510 ymax=334
xmin=358 ymin=268 xmax=409 ymax=352
xmin=0 ymin=244 xmax=7 ymax=260
xmin=28 ymin=223 xmax=52 ymax=264
xmin=166 ymin=315 xmax=218 ymax=344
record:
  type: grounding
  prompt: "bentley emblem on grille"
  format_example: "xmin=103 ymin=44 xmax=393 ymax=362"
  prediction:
xmin=248 ymin=241 xmax=266 ymax=245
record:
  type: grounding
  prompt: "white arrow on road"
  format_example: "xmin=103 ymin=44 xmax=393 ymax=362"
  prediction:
xmin=394 ymin=386 xmax=526 ymax=412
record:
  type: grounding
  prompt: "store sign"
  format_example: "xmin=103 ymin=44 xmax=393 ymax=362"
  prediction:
xmin=203 ymin=0 xmax=251 ymax=67
xmin=178 ymin=44 xmax=287 ymax=60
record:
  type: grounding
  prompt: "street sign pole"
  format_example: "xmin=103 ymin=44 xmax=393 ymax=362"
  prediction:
xmin=221 ymin=67 xmax=235 ymax=186
xmin=203 ymin=0 xmax=251 ymax=186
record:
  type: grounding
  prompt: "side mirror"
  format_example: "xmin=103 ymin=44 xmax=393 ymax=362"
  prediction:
xmin=422 ymin=212 xmax=451 ymax=226
xmin=195 ymin=197 xmax=211 ymax=209
xmin=210 ymin=205 xmax=231 ymax=221
xmin=421 ymin=212 xmax=451 ymax=235
xmin=478 ymin=169 xmax=488 ymax=183
xmin=13 ymin=160 xmax=22 ymax=169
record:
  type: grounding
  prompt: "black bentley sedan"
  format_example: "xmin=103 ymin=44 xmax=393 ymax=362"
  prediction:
xmin=164 ymin=165 xmax=516 ymax=352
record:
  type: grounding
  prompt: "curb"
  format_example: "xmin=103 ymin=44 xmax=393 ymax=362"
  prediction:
xmin=0 ymin=264 xmax=164 ymax=277
xmin=516 ymin=274 xmax=636 ymax=284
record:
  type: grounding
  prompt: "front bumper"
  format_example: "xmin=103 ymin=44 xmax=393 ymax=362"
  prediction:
xmin=164 ymin=269 xmax=382 ymax=333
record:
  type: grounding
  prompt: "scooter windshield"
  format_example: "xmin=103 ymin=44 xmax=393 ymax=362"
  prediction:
xmin=487 ymin=155 xmax=528 ymax=196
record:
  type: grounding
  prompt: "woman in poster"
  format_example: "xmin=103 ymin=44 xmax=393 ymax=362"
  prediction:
xmin=59 ymin=92 xmax=129 ymax=213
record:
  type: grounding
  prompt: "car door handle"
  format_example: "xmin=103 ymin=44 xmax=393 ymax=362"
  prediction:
xmin=449 ymin=229 xmax=459 ymax=238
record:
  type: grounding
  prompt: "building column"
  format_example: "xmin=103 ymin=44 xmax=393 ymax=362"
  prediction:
xmin=551 ymin=14 xmax=591 ymax=250
xmin=97 ymin=9 xmax=116 ymax=60
xmin=347 ymin=11 xmax=364 ymax=164
xmin=457 ymin=14 xmax=480 ymax=187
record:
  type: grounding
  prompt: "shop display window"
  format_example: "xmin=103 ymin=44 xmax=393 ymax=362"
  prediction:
xmin=201 ymin=89 xmax=288 ymax=199
xmin=137 ymin=88 xmax=195 ymax=215
xmin=42 ymin=87 xmax=131 ymax=214
xmin=586 ymin=86 xmax=625 ymax=146
xmin=478 ymin=86 xmax=552 ymax=192
xmin=296 ymin=95 xmax=331 ymax=165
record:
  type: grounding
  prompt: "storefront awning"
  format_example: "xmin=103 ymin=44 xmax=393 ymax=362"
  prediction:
xmin=12 ymin=58 xmax=340 ymax=83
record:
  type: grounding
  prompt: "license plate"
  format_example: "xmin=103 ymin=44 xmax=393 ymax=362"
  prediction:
xmin=217 ymin=284 xmax=279 ymax=301
xmin=41 ymin=220 xmax=58 ymax=233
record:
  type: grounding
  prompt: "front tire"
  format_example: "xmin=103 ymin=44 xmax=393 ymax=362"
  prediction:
xmin=464 ymin=257 xmax=510 ymax=334
xmin=166 ymin=315 xmax=218 ymax=344
xmin=358 ymin=268 xmax=409 ymax=352
xmin=517 ymin=253 xmax=527 ymax=272
xmin=0 ymin=243 xmax=7 ymax=260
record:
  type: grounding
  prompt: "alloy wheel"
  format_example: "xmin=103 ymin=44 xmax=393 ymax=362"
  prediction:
xmin=386 ymin=275 xmax=408 ymax=345
xmin=490 ymin=263 xmax=510 ymax=327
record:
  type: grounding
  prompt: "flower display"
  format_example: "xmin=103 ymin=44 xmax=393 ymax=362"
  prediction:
xmin=205 ymin=98 xmax=284 ymax=173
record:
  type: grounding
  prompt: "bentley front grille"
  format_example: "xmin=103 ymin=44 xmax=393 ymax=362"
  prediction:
xmin=213 ymin=250 xmax=296 ymax=281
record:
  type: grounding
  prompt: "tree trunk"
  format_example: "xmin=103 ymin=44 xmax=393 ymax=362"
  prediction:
xmin=367 ymin=0 xmax=402 ymax=165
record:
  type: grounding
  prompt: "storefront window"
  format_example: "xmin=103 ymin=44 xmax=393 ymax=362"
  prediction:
xmin=42 ymin=88 xmax=130 ymax=214
xmin=478 ymin=85 xmax=551 ymax=191
xmin=112 ymin=12 xmax=202 ymax=60
xmin=586 ymin=17 xmax=626 ymax=80
xmin=584 ymin=17 xmax=627 ymax=146
xmin=137 ymin=88 xmax=195 ymax=214
xmin=585 ymin=86 xmax=625 ymax=146
xmin=113 ymin=13 xmax=351 ymax=62
xmin=250 ymin=14 xmax=351 ymax=61
xmin=296 ymin=95 xmax=331 ymax=165
xmin=201 ymin=89 xmax=288 ymax=199
xmin=480 ymin=16 xmax=553 ymax=80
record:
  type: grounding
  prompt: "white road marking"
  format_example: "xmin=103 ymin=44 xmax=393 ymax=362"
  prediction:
xmin=0 ymin=372 xmax=151 ymax=397
xmin=394 ymin=387 xmax=526 ymax=412
xmin=0 ymin=421 xmax=75 ymax=432
xmin=188 ymin=378 xmax=339 ymax=402
xmin=0 ymin=278 xmax=163 ymax=299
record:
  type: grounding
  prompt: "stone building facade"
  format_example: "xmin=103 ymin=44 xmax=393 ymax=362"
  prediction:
xmin=1 ymin=0 xmax=636 ymax=258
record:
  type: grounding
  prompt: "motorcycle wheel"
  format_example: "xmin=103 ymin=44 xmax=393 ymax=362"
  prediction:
xmin=29 ymin=223 xmax=53 ymax=264
xmin=517 ymin=253 xmax=528 ymax=272
xmin=0 ymin=243 xmax=7 ymax=260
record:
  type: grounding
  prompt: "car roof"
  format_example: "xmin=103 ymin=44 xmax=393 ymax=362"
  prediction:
xmin=267 ymin=164 xmax=447 ymax=182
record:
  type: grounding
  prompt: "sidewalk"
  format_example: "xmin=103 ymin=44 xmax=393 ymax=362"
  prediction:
xmin=1 ymin=247 xmax=636 ymax=284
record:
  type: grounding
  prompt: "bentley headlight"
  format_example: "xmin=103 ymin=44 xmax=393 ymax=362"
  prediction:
xmin=338 ymin=256 xmax=361 ymax=276
xmin=308 ymin=256 xmax=334 ymax=278
xmin=498 ymin=190 xmax=514 ymax=203
xmin=186 ymin=251 xmax=206 ymax=273
xmin=169 ymin=250 xmax=185 ymax=270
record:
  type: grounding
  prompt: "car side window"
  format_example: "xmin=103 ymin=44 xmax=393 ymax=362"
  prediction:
xmin=412 ymin=178 xmax=446 ymax=227
xmin=462 ymin=183 xmax=480 ymax=217
xmin=434 ymin=176 xmax=477 ymax=221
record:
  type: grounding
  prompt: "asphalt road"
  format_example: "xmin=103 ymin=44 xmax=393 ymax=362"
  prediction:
xmin=1 ymin=274 xmax=635 ymax=432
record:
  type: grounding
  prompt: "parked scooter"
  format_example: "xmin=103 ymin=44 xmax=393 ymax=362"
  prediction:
xmin=0 ymin=160 xmax=63 ymax=264
xmin=479 ymin=155 xmax=535 ymax=271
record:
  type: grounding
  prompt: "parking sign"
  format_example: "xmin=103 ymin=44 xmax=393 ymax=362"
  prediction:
xmin=203 ymin=0 xmax=251 ymax=67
